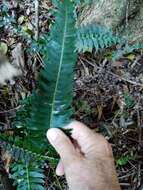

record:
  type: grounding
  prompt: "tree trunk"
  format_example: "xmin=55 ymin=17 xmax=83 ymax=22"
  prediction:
xmin=79 ymin=0 xmax=143 ymax=43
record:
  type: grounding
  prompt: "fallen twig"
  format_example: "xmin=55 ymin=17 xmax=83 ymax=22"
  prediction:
xmin=35 ymin=0 xmax=39 ymax=41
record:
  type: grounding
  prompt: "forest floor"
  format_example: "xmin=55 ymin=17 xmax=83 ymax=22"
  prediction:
xmin=0 ymin=0 xmax=143 ymax=190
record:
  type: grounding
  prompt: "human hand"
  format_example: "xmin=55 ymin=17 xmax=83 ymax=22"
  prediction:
xmin=47 ymin=121 xmax=121 ymax=190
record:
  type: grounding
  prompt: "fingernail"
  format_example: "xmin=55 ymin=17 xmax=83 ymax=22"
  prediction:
xmin=47 ymin=129 xmax=58 ymax=142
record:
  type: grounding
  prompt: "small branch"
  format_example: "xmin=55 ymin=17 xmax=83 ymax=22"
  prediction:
xmin=137 ymin=102 xmax=142 ymax=188
xmin=107 ymin=71 xmax=143 ymax=88
xmin=35 ymin=0 xmax=39 ymax=41
xmin=33 ymin=0 xmax=40 ymax=71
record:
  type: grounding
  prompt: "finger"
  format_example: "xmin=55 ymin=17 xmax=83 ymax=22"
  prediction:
xmin=56 ymin=159 xmax=65 ymax=176
xmin=65 ymin=121 xmax=113 ymax=158
xmin=47 ymin=128 xmax=79 ymax=165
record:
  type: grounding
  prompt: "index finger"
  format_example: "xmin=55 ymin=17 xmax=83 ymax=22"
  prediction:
xmin=65 ymin=121 xmax=113 ymax=158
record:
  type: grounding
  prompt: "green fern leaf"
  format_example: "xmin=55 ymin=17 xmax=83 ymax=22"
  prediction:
xmin=28 ymin=0 xmax=77 ymax=132
xmin=0 ymin=136 xmax=57 ymax=164
xmin=76 ymin=24 xmax=121 ymax=53
xmin=11 ymin=162 xmax=45 ymax=190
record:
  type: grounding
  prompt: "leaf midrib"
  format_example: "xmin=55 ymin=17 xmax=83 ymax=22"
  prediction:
xmin=26 ymin=163 xmax=31 ymax=190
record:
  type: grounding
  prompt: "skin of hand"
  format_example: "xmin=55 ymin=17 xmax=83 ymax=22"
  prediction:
xmin=47 ymin=121 xmax=121 ymax=190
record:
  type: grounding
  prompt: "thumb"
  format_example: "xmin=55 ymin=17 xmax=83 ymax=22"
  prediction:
xmin=47 ymin=128 xmax=78 ymax=165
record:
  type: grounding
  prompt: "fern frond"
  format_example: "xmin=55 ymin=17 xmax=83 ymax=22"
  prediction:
xmin=112 ymin=43 xmax=143 ymax=60
xmin=1 ymin=141 xmax=39 ymax=164
xmin=76 ymin=24 xmax=122 ymax=53
xmin=28 ymin=0 xmax=77 ymax=132
xmin=0 ymin=137 xmax=58 ymax=164
xmin=11 ymin=162 xmax=45 ymax=190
